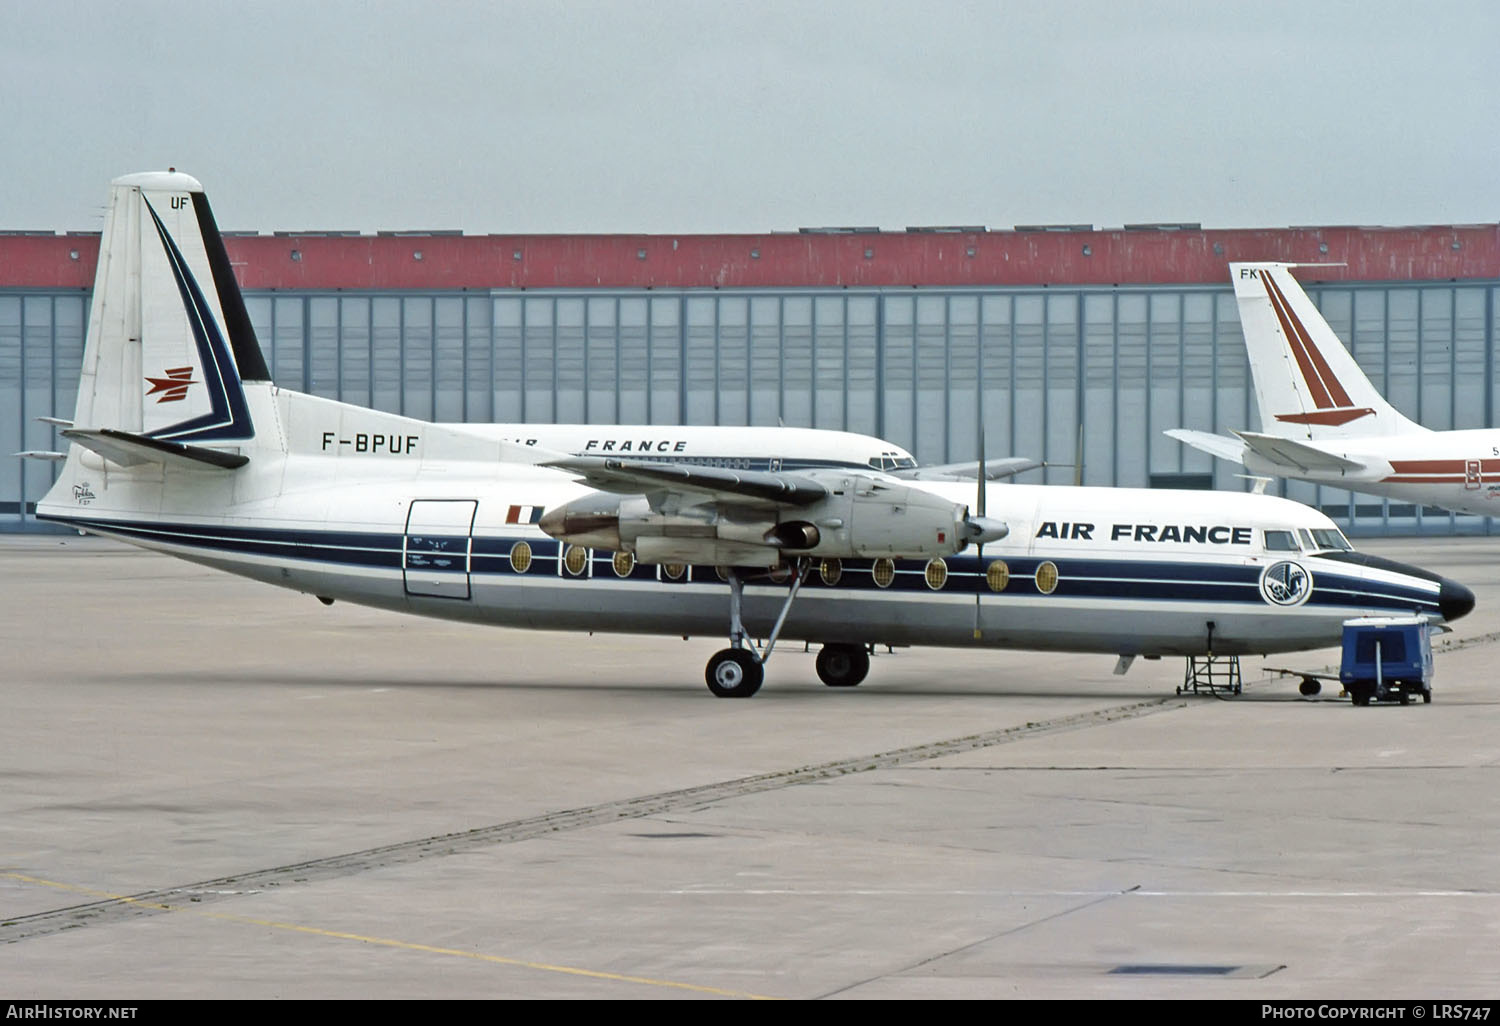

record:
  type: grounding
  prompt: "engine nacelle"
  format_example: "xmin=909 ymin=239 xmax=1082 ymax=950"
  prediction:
xmin=538 ymin=474 xmax=985 ymax=567
xmin=798 ymin=478 xmax=971 ymax=558
xmin=766 ymin=521 xmax=820 ymax=550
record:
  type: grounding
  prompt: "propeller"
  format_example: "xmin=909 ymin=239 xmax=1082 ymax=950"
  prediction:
xmin=957 ymin=432 xmax=1010 ymax=547
xmin=973 ymin=430 xmax=987 ymax=640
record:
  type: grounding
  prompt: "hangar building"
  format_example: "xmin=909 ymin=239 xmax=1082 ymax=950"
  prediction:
xmin=3 ymin=221 xmax=1497 ymax=534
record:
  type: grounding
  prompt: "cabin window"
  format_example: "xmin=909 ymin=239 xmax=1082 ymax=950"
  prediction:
xmin=1035 ymin=561 xmax=1059 ymax=595
xmin=924 ymin=558 xmax=948 ymax=590
xmin=662 ymin=562 xmax=687 ymax=581
xmin=1312 ymin=528 xmax=1353 ymax=551
xmin=509 ymin=541 xmax=533 ymax=573
xmin=612 ymin=551 xmax=635 ymax=577
xmin=820 ymin=558 xmax=843 ymax=586
xmin=1264 ymin=530 xmax=1299 ymax=552
xmin=871 ymin=558 xmax=896 ymax=588
xmin=563 ymin=545 xmax=589 ymax=576
xmin=986 ymin=560 xmax=1010 ymax=592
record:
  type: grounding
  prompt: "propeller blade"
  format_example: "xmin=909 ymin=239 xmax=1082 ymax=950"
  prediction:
xmin=974 ymin=429 xmax=986 ymax=639
xmin=977 ymin=429 xmax=986 ymax=518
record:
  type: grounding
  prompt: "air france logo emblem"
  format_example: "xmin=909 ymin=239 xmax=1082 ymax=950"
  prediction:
xmin=1260 ymin=560 xmax=1311 ymax=607
xmin=145 ymin=366 xmax=197 ymax=403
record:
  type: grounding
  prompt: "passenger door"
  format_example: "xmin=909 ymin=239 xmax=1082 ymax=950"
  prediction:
xmin=404 ymin=499 xmax=478 ymax=599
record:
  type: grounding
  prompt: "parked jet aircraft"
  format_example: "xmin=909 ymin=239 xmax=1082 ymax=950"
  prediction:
xmin=29 ymin=174 xmax=1475 ymax=697
xmin=1168 ymin=262 xmax=1500 ymax=518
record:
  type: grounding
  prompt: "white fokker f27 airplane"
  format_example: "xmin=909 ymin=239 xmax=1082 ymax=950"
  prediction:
xmin=31 ymin=174 xmax=1475 ymax=697
xmin=1169 ymin=262 xmax=1500 ymax=518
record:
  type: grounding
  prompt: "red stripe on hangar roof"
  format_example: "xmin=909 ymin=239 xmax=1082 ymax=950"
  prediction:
xmin=4 ymin=225 xmax=1498 ymax=291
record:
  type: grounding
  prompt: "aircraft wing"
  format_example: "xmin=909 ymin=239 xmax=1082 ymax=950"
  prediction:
xmin=543 ymin=456 xmax=829 ymax=508
xmin=1164 ymin=428 xmax=1249 ymax=464
xmin=1231 ymin=430 xmax=1367 ymax=473
xmin=893 ymin=456 xmax=1042 ymax=481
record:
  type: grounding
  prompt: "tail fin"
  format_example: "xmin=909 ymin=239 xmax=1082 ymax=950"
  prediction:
xmin=1230 ymin=262 xmax=1425 ymax=440
xmin=73 ymin=171 xmax=270 ymax=444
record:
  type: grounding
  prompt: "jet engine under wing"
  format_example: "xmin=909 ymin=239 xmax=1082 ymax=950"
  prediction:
xmin=893 ymin=456 xmax=1042 ymax=481
xmin=542 ymin=455 xmax=829 ymax=509
xmin=1164 ymin=428 xmax=1250 ymax=465
xmin=1232 ymin=430 xmax=1367 ymax=473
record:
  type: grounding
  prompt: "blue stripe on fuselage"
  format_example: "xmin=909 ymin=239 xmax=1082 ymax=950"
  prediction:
xmin=38 ymin=513 xmax=1442 ymax=613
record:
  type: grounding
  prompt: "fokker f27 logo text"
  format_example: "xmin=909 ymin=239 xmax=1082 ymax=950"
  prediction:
xmin=145 ymin=366 xmax=197 ymax=403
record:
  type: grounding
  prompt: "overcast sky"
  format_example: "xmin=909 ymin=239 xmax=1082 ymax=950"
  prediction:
xmin=3 ymin=0 xmax=1496 ymax=235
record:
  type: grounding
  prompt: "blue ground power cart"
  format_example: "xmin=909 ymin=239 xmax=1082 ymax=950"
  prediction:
xmin=1339 ymin=615 xmax=1435 ymax=707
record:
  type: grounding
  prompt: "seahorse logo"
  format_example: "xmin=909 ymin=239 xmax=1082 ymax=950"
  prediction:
xmin=1260 ymin=560 xmax=1311 ymax=607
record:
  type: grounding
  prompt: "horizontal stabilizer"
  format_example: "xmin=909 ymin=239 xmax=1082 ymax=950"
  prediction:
xmin=1232 ymin=430 xmax=1366 ymax=473
xmin=62 ymin=428 xmax=249 ymax=470
xmin=895 ymin=456 xmax=1042 ymax=481
xmin=17 ymin=450 xmax=67 ymax=461
xmin=36 ymin=416 xmax=74 ymax=428
xmin=1164 ymin=429 xmax=1248 ymax=464
xmin=543 ymin=456 xmax=829 ymax=508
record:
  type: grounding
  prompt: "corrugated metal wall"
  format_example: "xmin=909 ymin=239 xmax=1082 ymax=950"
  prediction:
xmin=3 ymin=281 xmax=1496 ymax=534
xmin=1 ymin=292 xmax=87 ymax=528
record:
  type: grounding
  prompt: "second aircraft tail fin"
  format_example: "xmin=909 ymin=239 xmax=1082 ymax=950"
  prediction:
xmin=1230 ymin=262 xmax=1426 ymax=440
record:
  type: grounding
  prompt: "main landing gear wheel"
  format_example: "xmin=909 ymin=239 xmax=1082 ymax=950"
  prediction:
xmin=1299 ymin=677 xmax=1322 ymax=697
xmin=702 ymin=561 xmax=811 ymax=698
xmin=706 ymin=648 xmax=764 ymax=698
xmin=816 ymin=643 xmax=871 ymax=688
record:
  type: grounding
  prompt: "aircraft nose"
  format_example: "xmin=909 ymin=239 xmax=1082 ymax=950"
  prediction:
xmin=1439 ymin=577 xmax=1476 ymax=622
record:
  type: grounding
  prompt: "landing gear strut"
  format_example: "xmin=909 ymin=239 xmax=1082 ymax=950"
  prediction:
xmin=704 ymin=560 xmax=812 ymax=698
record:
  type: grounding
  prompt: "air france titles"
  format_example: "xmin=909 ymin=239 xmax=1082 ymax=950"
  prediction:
xmin=1035 ymin=521 xmax=1253 ymax=545
xmin=583 ymin=438 xmax=687 ymax=453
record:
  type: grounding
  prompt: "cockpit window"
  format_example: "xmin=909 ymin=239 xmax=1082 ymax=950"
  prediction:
xmin=1311 ymin=528 xmax=1353 ymax=551
xmin=1297 ymin=529 xmax=1317 ymax=550
xmin=1264 ymin=529 xmax=1299 ymax=552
